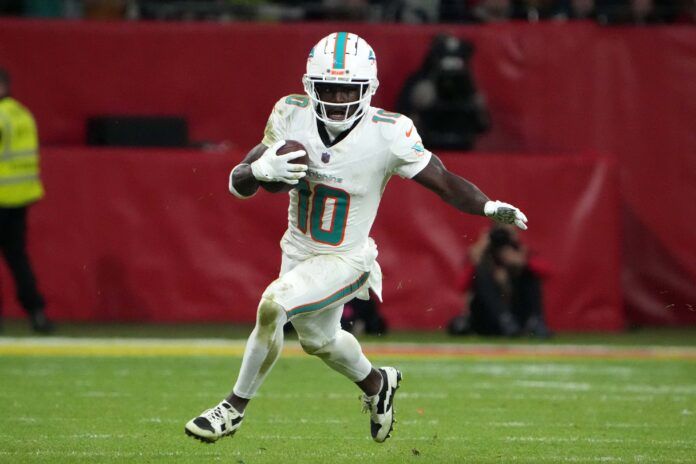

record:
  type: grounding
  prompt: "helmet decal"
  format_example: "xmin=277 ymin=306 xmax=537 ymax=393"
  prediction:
xmin=332 ymin=32 xmax=348 ymax=70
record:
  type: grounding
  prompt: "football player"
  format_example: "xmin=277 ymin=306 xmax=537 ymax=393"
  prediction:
xmin=185 ymin=32 xmax=527 ymax=444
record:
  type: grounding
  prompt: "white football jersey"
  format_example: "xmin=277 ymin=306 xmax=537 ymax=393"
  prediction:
xmin=262 ymin=94 xmax=432 ymax=271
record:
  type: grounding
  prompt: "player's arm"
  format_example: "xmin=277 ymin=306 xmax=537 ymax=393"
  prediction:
xmin=413 ymin=154 xmax=489 ymax=215
xmin=229 ymin=144 xmax=266 ymax=198
xmin=412 ymin=155 xmax=528 ymax=229
xmin=228 ymin=142 xmax=307 ymax=199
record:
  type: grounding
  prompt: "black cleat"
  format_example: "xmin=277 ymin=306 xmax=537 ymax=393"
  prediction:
xmin=361 ymin=367 xmax=402 ymax=442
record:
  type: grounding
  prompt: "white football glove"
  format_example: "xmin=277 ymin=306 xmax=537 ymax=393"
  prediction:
xmin=484 ymin=200 xmax=528 ymax=230
xmin=250 ymin=140 xmax=308 ymax=185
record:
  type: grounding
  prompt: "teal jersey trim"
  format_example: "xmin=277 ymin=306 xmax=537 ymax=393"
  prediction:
xmin=288 ymin=272 xmax=370 ymax=317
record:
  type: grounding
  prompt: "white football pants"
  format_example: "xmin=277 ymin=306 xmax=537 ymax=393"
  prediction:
xmin=232 ymin=253 xmax=373 ymax=399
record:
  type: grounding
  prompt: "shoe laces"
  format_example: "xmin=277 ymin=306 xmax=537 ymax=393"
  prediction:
xmin=204 ymin=405 xmax=228 ymax=425
xmin=360 ymin=394 xmax=375 ymax=414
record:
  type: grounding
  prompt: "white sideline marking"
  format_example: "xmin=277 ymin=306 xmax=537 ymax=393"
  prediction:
xmin=80 ymin=391 xmax=127 ymax=398
xmin=515 ymin=380 xmax=592 ymax=391
xmin=490 ymin=421 xmax=530 ymax=427
xmin=505 ymin=436 xmax=695 ymax=448
xmin=467 ymin=364 xmax=635 ymax=376
xmin=513 ymin=381 xmax=696 ymax=396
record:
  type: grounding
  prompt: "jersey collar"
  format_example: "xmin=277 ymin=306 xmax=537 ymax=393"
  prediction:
xmin=316 ymin=116 xmax=363 ymax=149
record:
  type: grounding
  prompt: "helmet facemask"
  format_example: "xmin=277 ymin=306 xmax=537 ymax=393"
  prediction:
xmin=303 ymin=33 xmax=379 ymax=131
xmin=303 ymin=76 xmax=377 ymax=131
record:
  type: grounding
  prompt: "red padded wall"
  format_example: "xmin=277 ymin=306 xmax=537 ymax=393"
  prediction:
xmin=0 ymin=20 xmax=694 ymax=326
xmin=1 ymin=148 xmax=622 ymax=331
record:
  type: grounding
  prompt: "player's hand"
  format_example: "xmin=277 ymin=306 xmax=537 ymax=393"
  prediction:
xmin=484 ymin=200 xmax=528 ymax=230
xmin=250 ymin=140 xmax=308 ymax=185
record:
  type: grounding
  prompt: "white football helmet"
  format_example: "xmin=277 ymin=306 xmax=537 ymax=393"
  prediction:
xmin=303 ymin=32 xmax=379 ymax=130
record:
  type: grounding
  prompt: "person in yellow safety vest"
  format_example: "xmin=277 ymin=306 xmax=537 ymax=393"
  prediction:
xmin=0 ymin=67 xmax=54 ymax=334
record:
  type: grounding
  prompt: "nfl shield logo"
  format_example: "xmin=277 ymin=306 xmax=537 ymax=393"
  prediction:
xmin=321 ymin=152 xmax=331 ymax=163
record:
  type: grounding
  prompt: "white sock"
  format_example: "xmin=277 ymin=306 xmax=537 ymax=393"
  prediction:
xmin=312 ymin=329 xmax=372 ymax=382
xmin=233 ymin=299 xmax=286 ymax=398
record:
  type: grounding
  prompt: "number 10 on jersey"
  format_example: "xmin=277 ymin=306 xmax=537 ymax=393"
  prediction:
xmin=296 ymin=180 xmax=350 ymax=246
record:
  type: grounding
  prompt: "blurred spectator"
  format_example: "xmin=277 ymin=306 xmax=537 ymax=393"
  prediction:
xmin=0 ymin=0 xmax=685 ymax=23
xmin=555 ymin=0 xmax=599 ymax=19
xmin=440 ymin=0 xmax=513 ymax=22
xmin=303 ymin=0 xmax=370 ymax=20
xmin=0 ymin=67 xmax=54 ymax=334
xmin=513 ymin=0 xmax=560 ymax=20
xmin=628 ymin=0 xmax=664 ymax=22
xmin=380 ymin=0 xmax=439 ymax=22
xmin=471 ymin=0 xmax=514 ymax=21
xmin=397 ymin=34 xmax=490 ymax=151
xmin=439 ymin=0 xmax=470 ymax=21
xmin=602 ymin=0 xmax=670 ymax=23
xmin=83 ymin=0 xmax=128 ymax=19
xmin=448 ymin=224 xmax=552 ymax=338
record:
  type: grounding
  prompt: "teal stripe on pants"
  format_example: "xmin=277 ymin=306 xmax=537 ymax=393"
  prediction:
xmin=288 ymin=272 xmax=369 ymax=317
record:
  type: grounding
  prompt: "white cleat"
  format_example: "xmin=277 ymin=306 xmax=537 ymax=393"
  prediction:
xmin=185 ymin=400 xmax=244 ymax=443
xmin=361 ymin=366 xmax=403 ymax=443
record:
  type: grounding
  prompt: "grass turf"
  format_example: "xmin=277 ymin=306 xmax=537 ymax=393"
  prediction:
xmin=0 ymin=344 xmax=694 ymax=463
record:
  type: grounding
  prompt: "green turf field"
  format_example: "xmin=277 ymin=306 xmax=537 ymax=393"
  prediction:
xmin=1 ymin=337 xmax=694 ymax=463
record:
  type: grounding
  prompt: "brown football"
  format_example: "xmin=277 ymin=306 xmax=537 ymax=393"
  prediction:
xmin=277 ymin=140 xmax=309 ymax=166
xmin=261 ymin=140 xmax=309 ymax=193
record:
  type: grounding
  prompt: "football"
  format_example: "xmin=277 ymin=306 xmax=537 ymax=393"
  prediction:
xmin=261 ymin=140 xmax=309 ymax=193
xmin=277 ymin=139 xmax=309 ymax=166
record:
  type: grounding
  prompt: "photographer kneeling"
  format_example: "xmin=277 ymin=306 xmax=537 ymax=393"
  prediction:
xmin=449 ymin=225 xmax=552 ymax=338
